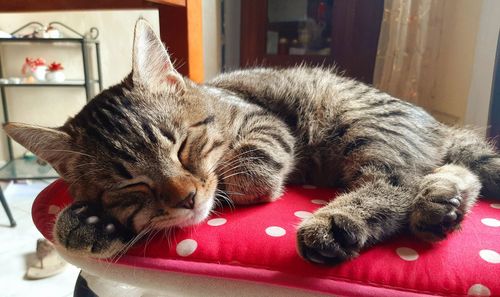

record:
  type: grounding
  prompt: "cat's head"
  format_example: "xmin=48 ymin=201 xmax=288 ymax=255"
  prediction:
xmin=4 ymin=20 xmax=227 ymax=232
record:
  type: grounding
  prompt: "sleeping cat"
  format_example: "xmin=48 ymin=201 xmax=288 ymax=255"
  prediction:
xmin=5 ymin=20 xmax=499 ymax=264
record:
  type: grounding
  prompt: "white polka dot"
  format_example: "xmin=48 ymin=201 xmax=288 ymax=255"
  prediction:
xmin=207 ymin=218 xmax=227 ymax=226
xmin=479 ymin=249 xmax=500 ymax=264
xmin=481 ymin=218 xmax=500 ymax=227
xmin=491 ymin=203 xmax=500 ymax=209
xmin=294 ymin=211 xmax=313 ymax=219
xmin=48 ymin=205 xmax=61 ymax=215
xmin=176 ymin=239 xmax=198 ymax=257
xmin=396 ymin=247 xmax=419 ymax=261
xmin=265 ymin=226 xmax=286 ymax=237
xmin=468 ymin=284 xmax=491 ymax=296
xmin=302 ymin=185 xmax=317 ymax=189
xmin=311 ymin=199 xmax=328 ymax=205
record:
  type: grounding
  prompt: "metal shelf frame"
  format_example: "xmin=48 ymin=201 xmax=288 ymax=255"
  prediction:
xmin=0 ymin=22 xmax=103 ymax=161
xmin=0 ymin=22 xmax=104 ymax=227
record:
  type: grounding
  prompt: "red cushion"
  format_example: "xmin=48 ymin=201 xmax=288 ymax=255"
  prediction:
xmin=33 ymin=180 xmax=500 ymax=296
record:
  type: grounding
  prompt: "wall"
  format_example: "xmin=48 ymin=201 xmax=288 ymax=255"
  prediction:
xmin=428 ymin=0 xmax=483 ymax=125
xmin=222 ymin=0 xmax=241 ymax=72
xmin=0 ymin=10 xmax=160 ymax=160
xmin=465 ymin=0 xmax=500 ymax=136
xmin=202 ymin=0 xmax=222 ymax=81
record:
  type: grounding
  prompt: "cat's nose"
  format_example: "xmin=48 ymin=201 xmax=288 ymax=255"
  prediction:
xmin=174 ymin=191 xmax=196 ymax=209
xmin=161 ymin=176 xmax=197 ymax=209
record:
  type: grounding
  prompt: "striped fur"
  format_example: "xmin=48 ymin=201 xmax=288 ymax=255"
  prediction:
xmin=4 ymin=20 xmax=499 ymax=264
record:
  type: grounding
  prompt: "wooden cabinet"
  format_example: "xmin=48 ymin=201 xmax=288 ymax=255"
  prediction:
xmin=240 ymin=0 xmax=384 ymax=83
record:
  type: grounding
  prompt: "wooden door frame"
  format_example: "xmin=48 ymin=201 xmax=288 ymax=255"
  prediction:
xmin=0 ymin=0 xmax=203 ymax=82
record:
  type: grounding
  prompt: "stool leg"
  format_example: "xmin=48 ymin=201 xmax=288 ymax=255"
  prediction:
xmin=74 ymin=271 xmax=98 ymax=297
xmin=0 ymin=187 xmax=16 ymax=227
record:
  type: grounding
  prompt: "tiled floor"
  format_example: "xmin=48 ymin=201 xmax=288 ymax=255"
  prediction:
xmin=0 ymin=181 xmax=80 ymax=297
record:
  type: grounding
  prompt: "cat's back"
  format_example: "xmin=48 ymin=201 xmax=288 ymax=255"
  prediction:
xmin=210 ymin=66 xmax=446 ymax=186
xmin=209 ymin=66 xmax=440 ymax=145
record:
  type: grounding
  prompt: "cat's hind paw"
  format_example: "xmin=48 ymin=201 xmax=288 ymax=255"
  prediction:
xmin=54 ymin=202 xmax=133 ymax=258
xmin=410 ymin=185 xmax=464 ymax=242
xmin=410 ymin=165 xmax=481 ymax=242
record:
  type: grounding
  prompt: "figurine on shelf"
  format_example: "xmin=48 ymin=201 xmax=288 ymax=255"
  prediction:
xmin=22 ymin=57 xmax=47 ymax=81
xmin=46 ymin=26 xmax=62 ymax=38
xmin=45 ymin=62 xmax=65 ymax=83
xmin=34 ymin=27 xmax=50 ymax=38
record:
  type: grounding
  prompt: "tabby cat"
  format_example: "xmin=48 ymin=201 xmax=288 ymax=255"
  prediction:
xmin=5 ymin=20 xmax=500 ymax=264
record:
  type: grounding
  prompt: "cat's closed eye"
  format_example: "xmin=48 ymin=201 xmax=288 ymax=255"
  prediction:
xmin=116 ymin=176 xmax=154 ymax=192
xmin=177 ymin=136 xmax=189 ymax=167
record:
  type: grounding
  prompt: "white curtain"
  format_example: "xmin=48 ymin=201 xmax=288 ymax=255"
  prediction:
xmin=374 ymin=0 xmax=445 ymax=108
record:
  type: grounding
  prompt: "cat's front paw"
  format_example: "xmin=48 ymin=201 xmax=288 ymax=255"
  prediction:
xmin=296 ymin=212 xmax=368 ymax=265
xmin=54 ymin=202 xmax=134 ymax=258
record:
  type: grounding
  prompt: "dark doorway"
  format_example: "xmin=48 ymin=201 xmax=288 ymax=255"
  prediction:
xmin=488 ymin=31 xmax=500 ymax=149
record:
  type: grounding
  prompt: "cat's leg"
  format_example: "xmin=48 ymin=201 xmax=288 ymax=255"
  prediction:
xmin=410 ymin=164 xmax=481 ymax=241
xmin=218 ymin=111 xmax=295 ymax=204
xmin=297 ymin=177 xmax=414 ymax=265
xmin=54 ymin=201 xmax=134 ymax=258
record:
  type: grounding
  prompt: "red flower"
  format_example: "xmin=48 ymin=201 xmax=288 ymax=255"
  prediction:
xmin=48 ymin=62 xmax=64 ymax=72
xmin=22 ymin=57 xmax=47 ymax=75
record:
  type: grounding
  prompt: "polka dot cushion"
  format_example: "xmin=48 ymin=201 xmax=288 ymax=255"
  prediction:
xmin=33 ymin=180 xmax=500 ymax=297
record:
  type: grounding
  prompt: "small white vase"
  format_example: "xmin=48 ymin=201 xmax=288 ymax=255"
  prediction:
xmin=33 ymin=66 xmax=47 ymax=81
xmin=47 ymin=29 xmax=61 ymax=38
xmin=45 ymin=70 xmax=65 ymax=83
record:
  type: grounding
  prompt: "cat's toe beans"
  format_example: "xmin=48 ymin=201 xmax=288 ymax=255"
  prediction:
xmin=443 ymin=211 xmax=457 ymax=222
xmin=54 ymin=203 xmax=130 ymax=258
xmin=302 ymin=247 xmax=342 ymax=265
xmin=86 ymin=216 xmax=100 ymax=224
xmin=331 ymin=218 xmax=360 ymax=248
xmin=105 ymin=223 xmax=116 ymax=233
xmin=448 ymin=197 xmax=461 ymax=207
xmin=411 ymin=190 xmax=466 ymax=241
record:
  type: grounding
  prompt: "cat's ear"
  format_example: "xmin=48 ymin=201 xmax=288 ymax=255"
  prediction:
xmin=3 ymin=123 xmax=73 ymax=176
xmin=132 ymin=19 xmax=185 ymax=93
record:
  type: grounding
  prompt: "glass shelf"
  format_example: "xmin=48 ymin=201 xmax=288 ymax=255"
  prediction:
xmin=0 ymin=79 xmax=100 ymax=87
xmin=0 ymin=158 xmax=58 ymax=181
xmin=0 ymin=38 xmax=96 ymax=44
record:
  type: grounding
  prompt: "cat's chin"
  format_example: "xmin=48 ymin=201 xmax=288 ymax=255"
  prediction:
xmin=179 ymin=197 xmax=214 ymax=227
xmin=152 ymin=197 xmax=214 ymax=229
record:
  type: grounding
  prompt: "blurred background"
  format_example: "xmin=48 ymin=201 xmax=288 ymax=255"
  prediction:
xmin=0 ymin=0 xmax=499 ymax=161
xmin=0 ymin=1 xmax=499 ymax=296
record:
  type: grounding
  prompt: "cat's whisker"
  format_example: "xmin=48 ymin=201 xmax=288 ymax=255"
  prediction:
xmin=72 ymin=162 xmax=99 ymax=169
xmin=215 ymin=148 xmax=265 ymax=171
xmin=219 ymin=170 xmax=252 ymax=181
xmin=66 ymin=169 xmax=106 ymax=188
xmin=213 ymin=148 xmax=264 ymax=172
xmin=214 ymin=191 xmax=235 ymax=210
xmin=223 ymin=190 xmax=245 ymax=196
xmin=109 ymin=226 xmax=152 ymax=265
xmin=44 ymin=149 xmax=93 ymax=158
xmin=210 ymin=209 xmax=222 ymax=216
xmin=142 ymin=228 xmax=161 ymax=257
xmin=215 ymin=157 xmax=265 ymax=177
xmin=165 ymin=227 xmax=175 ymax=247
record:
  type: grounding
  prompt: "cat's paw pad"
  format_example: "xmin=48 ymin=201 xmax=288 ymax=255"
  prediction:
xmin=410 ymin=180 xmax=465 ymax=241
xmin=296 ymin=213 xmax=368 ymax=265
xmin=54 ymin=202 xmax=133 ymax=258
